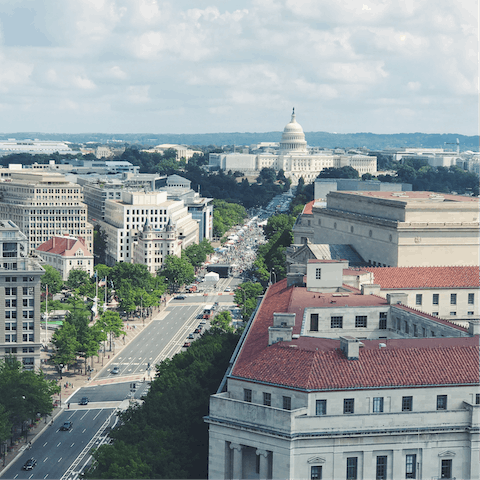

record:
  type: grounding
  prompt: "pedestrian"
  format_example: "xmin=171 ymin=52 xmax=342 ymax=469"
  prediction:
xmin=67 ymin=403 xmax=70 ymax=409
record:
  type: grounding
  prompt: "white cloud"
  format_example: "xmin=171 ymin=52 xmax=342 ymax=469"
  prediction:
xmin=0 ymin=0 xmax=476 ymax=134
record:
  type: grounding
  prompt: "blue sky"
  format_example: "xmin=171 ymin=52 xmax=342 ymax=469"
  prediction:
xmin=0 ymin=0 xmax=477 ymax=134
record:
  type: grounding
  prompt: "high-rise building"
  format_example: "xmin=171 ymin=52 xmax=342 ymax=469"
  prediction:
xmin=0 ymin=171 xmax=93 ymax=252
xmin=0 ymin=221 xmax=44 ymax=371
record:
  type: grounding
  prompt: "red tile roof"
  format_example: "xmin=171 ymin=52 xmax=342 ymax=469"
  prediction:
xmin=302 ymin=200 xmax=315 ymax=215
xmin=36 ymin=236 xmax=90 ymax=256
xmin=363 ymin=266 xmax=480 ymax=289
xmin=232 ymin=278 xmax=478 ymax=390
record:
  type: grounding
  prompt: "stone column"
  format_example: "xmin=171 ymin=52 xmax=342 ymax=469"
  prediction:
xmin=256 ymin=449 xmax=269 ymax=479
xmin=392 ymin=450 xmax=402 ymax=480
xmin=230 ymin=443 xmax=243 ymax=480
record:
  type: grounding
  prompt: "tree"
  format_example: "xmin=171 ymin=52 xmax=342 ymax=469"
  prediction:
xmin=93 ymin=225 xmax=108 ymax=265
xmin=211 ymin=310 xmax=234 ymax=333
xmin=183 ymin=244 xmax=207 ymax=268
xmin=234 ymin=282 xmax=264 ymax=319
xmin=66 ymin=269 xmax=90 ymax=291
xmin=160 ymin=256 xmax=195 ymax=292
xmin=51 ymin=322 xmax=79 ymax=368
xmin=98 ymin=311 xmax=125 ymax=352
xmin=263 ymin=214 xmax=296 ymax=241
xmin=41 ymin=265 xmax=63 ymax=295
xmin=317 ymin=166 xmax=359 ymax=179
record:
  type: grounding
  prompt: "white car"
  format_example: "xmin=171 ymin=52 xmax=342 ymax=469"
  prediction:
xmin=224 ymin=287 xmax=231 ymax=292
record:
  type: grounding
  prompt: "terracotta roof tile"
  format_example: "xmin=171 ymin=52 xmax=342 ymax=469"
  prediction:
xmin=364 ymin=266 xmax=480 ymax=289
xmin=302 ymin=200 xmax=315 ymax=215
xmin=35 ymin=236 xmax=90 ymax=256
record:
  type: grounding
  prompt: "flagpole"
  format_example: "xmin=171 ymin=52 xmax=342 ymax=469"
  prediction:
xmin=45 ymin=285 xmax=48 ymax=345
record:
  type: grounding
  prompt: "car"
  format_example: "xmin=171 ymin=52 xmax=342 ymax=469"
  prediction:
xmin=183 ymin=342 xmax=191 ymax=347
xmin=200 ymin=320 xmax=206 ymax=325
xmin=197 ymin=313 xmax=203 ymax=319
xmin=224 ymin=287 xmax=231 ymax=292
xmin=23 ymin=458 xmax=37 ymax=470
xmin=194 ymin=328 xmax=201 ymax=334
xmin=197 ymin=324 xmax=203 ymax=330
xmin=79 ymin=397 xmax=89 ymax=405
xmin=111 ymin=366 xmax=120 ymax=374
xmin=60 ymin=421 xmax=73 ymax=431
xmin=174 ymin=295 xmax=186 ymax=300
xmin=188 ymin=333 xmax=194 ymax=339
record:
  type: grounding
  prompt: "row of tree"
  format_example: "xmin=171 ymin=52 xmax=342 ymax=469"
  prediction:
xmin=212 ymin=200 xmax=247 ymax=238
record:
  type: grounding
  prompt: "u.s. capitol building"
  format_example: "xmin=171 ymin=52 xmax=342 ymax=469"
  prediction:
xmin=209 ymin=110 xmax=377 ymax=184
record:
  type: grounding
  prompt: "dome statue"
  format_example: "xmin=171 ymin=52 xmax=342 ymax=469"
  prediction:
xmin=279 ymin=108 xmax=307 ymax=153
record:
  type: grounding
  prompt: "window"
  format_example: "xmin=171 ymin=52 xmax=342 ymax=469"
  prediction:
xmin=379 ymin=312 xmax=387 ymax=330
xmin=373 ymin=397 xmax=384 ymax=413
xmin=244 ymin=389 xmax=252 ymax=403
xmin=404 ymin=321 xmax=409 ymax=334
xmin=316 ymin=399 xmax=327 ymax=415
xmin=413 ymin=324 xmax=418 ymax=337
xmin=406 ymin=454 xmax=416 ymax=478
xmin=331 ymin=316 xmax=343 ymax=328
xmin=283 ymin=396 xmax=291 ymax=410
xmin=263 ymin=392 xmax=271 ymax=406
xmin=376 ymin=456 xmax=387 ymax=480
xmin=450 ymin=312 xmax=456 ymax=316
xmin=450 ymin=293 xmax=456 ymax=305
xmin=311 ymin=465 xmax=322 ymax=479
xmin=310 ymin=314 xmax=319 ymax=332
xmin=346 ymin=457 xmax=358 ymax=480
xmin=422 ymin=327 xmax=426 ymax=337
xmin=476 ymin=393 xmax=480 ymax=405
xmin=437 ymin=395 xmax=447 ymax=410
xmin=433 ymin=293 xmax=439 ymax=305
xmin=467 ymin=292 xmax=474 ymax=305
xmin=402 ymin=396 xmax=413 ymax=411
xmin=415 ymin=294 xmax=422 ymax=305
xmin=315 ymin=268 xmax=321 ymax=280
xmin=355 ymin=316 xmax=367 ymax=327
xmin=344 ymin=398 xmax=354 ymax=414
xmin=441 ymin=459 xmax=452 ymax=479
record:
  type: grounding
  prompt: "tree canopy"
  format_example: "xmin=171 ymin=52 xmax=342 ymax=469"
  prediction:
xmin=160 ymin=255 xmax=195 ymax=292
xmin=212 ymin=200 xmax=246 ymax=238
xmin=234 ymin=282 xmax=264 ymax=320
xmin=41 ymin=265 xmax=63 ymax=295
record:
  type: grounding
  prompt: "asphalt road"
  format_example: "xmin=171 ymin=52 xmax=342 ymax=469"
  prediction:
xmin=68 ymin=382 xmax=149 ymax=404
xmin=4 ymin=408 xmax=116 ymax=480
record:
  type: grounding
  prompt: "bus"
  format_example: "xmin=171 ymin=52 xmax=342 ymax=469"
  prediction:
xmin=203 ymin=304 xmax=214 ymax=319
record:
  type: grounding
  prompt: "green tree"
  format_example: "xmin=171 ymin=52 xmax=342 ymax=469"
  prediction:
xmin=317 ymin=166 xmax=359 ymax=179
xmin=51 ymin=322 xmax=79 ymax=368
xmin=93 ymin=225 xmax=108 ymax=265
xmin=0 ymin=404 xmax=12 ymax=448
xmin=183 ymin=244 xmax=206 ymax=268
xmin=160 ymin=255 xmax=195 ymax=292
xmin=211 ymin=310 xmax=234 ymax=333
xmin=66 ymin=269 xmax=90 ymax=291
xmin=98 ymin=311 xmax=125 ymax=352
xmin=234 ymin=282 xmax=264 ymax=319
xmin=41 ymin=265 xmax=63 ymax=295
xmin=263 ymin=214 xmax=296 ymax=241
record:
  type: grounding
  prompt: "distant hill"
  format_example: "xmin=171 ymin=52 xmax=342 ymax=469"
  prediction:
xmin=0 ymin=131 xmax=477 ymax=151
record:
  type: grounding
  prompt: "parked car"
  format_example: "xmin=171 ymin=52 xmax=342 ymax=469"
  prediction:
xmin=183 ymin=342 xmax=191 ymax=347
xmin=188 ymin=333 xmax=194 ymax=339
xmin=60 ymin=421 xmax=73 ymax=431
xmin=224 ymin=287 xmax=231 ymax=292
xmin=79 ymin=397 xmax=89 ymax=405
xmin=174 ymin=295 xmax=186 ymax=300
xmin=194 ymin=328 xmax=201 ymax=334
xmin=111 ymin=366 xmax=120 ymax=374
xmin=23 ymin=458 xmax=37 ymax=470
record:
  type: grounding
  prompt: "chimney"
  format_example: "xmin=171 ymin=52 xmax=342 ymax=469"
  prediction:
xmin=361 ymin=284 xmax=381 ymax=295
xmin=387 ymin=292 xmax=408 ymax=305
xmin=340 ymin=336 xmax=359 ymax=360
xmin=468 ymin=320 xmax=480 ymax=335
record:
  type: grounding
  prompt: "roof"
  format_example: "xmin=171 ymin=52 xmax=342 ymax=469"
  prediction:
xmin=364 ymin=266 xmax=480 ymax=289
xmin=302 ymin=200 xmax=315 ymax=215
xmin=231 ymin=278 xmax=478 ymax=391
xmin=335 ymin=191 xmax=478 ymax=203
xmin=35 ymin=236 xmax=91 ymax=256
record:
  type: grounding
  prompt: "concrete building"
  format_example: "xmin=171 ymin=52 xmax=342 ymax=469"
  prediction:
xmin=0 ymin=171 xmax=93 ymax=252
xmin=0 ymin=139 xmax=74 ymax=156
xmin=293 ymin=191 xmax=479 ymax=267
xmin=142 ymin=144 xmax=203 ymax=161
xmin=0 ymin=221 xmax=44 ymax=371
xmin=206 ymin=260 xmax=480 ymax=480
xmin=35 ymin=235 xmax=94 ymax=281
xmin=209 ymin=110 xmax=377 ymax=184
xmin=99 ymin=190 xmax=199 ymax=269
xmin=342 ymin=265 xmax=480 ymax=324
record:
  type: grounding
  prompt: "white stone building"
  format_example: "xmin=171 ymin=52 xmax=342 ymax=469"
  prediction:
xmin=0 ymin=221 xmax=44 ymax=371
xmin=209 ymin=110 xmax=377 ymax=184
xmin=293 ymin=191 xmax=479 ymax=267
xmin=142 ymin=144 xmax=203 ymax=161
xmin=99 ymin=190 xmax=198 ymax=269
xmin=206 ymin=260 xmax=480 ymax=480
xmin=35 ymin=235 xmax=94 ymax=281
xmin=0 ymin=171 xmax=93 ymax=252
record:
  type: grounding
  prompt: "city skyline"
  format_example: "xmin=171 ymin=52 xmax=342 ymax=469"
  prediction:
xmin=0 ymin=1 xmax=477 ymax=135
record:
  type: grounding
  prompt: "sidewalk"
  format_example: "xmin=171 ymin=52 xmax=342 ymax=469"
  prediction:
xmin=0 ymin=301 xmax=171 ymax=475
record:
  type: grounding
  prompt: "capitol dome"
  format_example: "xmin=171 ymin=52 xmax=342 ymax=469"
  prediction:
xmin=279 ymin=108 xmax=307 ymax=153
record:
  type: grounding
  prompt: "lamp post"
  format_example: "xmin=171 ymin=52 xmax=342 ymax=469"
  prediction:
xmin=59 ymin=364 xmax=63 ymax=407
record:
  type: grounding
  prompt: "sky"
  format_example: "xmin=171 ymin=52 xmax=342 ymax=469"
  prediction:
xmin=0 ymin=0 xmax=477 ymax=135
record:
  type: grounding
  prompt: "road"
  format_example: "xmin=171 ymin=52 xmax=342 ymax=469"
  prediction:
xmin=4 ymin=408 xmax=117 ymax=480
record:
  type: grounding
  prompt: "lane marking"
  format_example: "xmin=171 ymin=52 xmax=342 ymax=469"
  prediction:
xmin=44 ymin=475 xmax=49 ymax=479
xmin=43 ymin=457 xmax=49 ymax=462
xmin=70 ymin=443 xmax=75 ymax=447
xmin=43 ymin=442 xmax=48 ymax=447
xmin=58 ymin=457 xmax=62 ymax=463
xmin=82 ymin=429 xmax=86 ymax=433
xmin=56 ymin=442 xmax=61 ymax=447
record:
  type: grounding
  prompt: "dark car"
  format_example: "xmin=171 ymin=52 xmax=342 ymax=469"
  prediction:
xmin=79 ymin=397 xmax=89 ymax=405
xmin=183 ymin=342 xmax=191 ymax=347
xmin=174 ymin=295 xmax=186 ymax=300
xmin=23 ymin=458 xmax=36 ymax=470
xmin=194 ymin=328 xmax=201 ymax=334
xmin=60 ymin=421 xmax=73 ymax=431
xmin=188 ymin=333 xmax=194 ymax=339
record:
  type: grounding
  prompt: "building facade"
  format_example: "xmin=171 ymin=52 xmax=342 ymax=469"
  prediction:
xmin=206 ymin=260 xmax=480 ymax=480
xmin=0 ymin=171 xmax=93 ymax=252
xmin=0 ymin=221 xmax=44 ymax=371
xmin=293 ymin=191 xmax=479 ymax=267
xmin=35 ymin=235 xmax=94 ymax=281
xmin=209 ymin=111 xmax=377 ymax=184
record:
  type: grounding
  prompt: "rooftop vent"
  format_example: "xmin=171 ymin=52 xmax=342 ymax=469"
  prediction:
xmin=379 ymin=343 xmax=387 ymax=349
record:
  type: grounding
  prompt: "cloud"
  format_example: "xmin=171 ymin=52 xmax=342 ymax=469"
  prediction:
xmin=0 ymin=0 xmax=476 ymax=134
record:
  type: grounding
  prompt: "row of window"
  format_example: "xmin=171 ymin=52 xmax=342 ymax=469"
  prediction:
xmin=126 ymin=209 xmax=168 ymax=215
xmin=4 ymin=277 xmax=35 ymax=283
xmin=244 ymin=389 xmax=292 ymax=410
xmin=416 ymin=292 xmax=474 ymax=305
xmin=4 ymin=346 xmax=34 ymax=353
xmin=5 ymin=322 xmax=34 ymax=330
xmin=5 ymin=334 xmax=34 ymax=342
xmin=310 ymin=312 xmax=388 ymax=331
xmin=311 ymin=456 xmax=453 ymax=479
